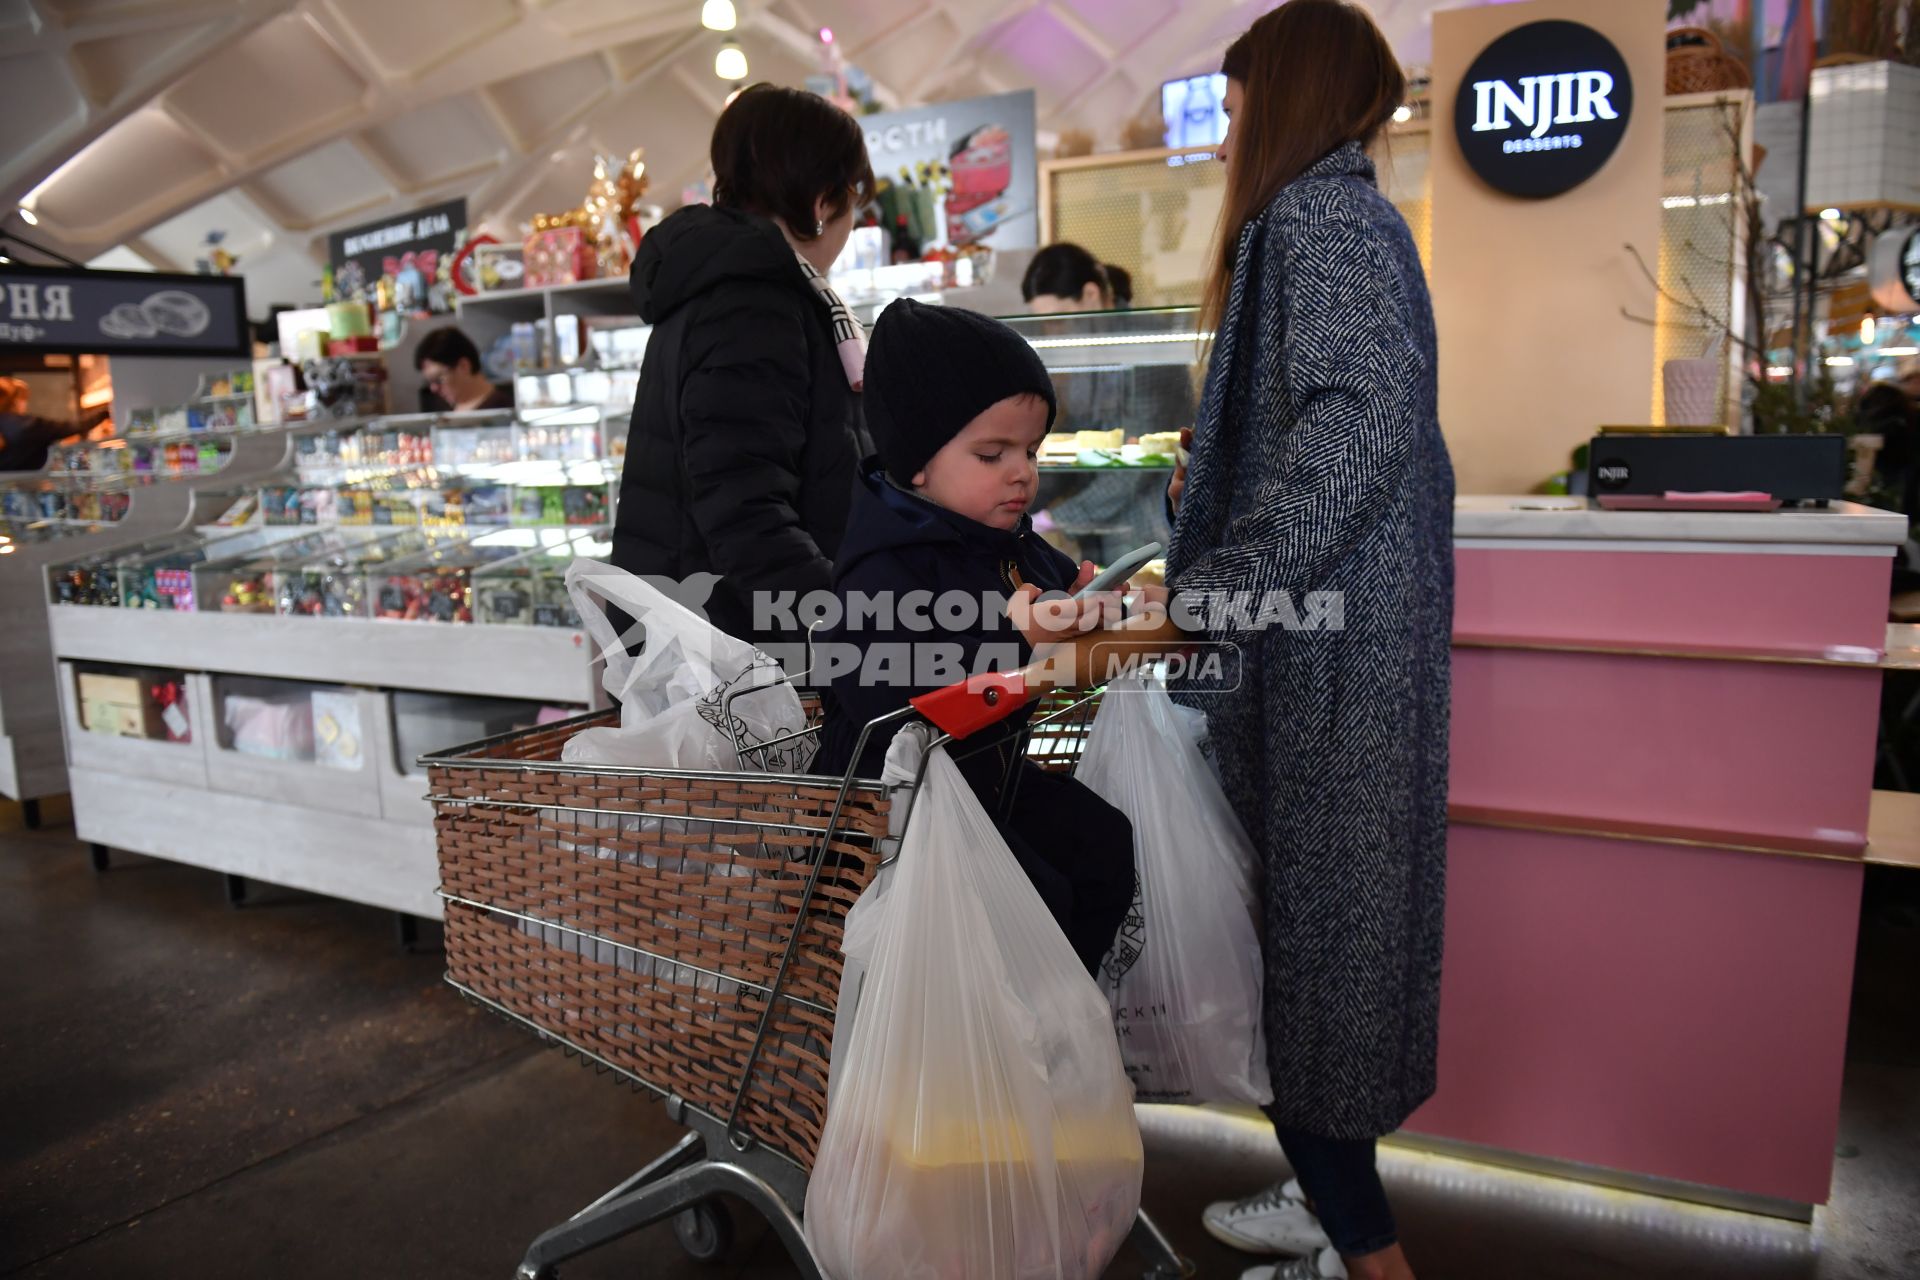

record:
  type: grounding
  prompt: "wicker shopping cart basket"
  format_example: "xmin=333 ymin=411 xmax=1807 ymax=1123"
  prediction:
xmin=425 ymin=689 xmax=1188 ymax=1279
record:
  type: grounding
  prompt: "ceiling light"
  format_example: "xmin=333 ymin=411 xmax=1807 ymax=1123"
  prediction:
xmin=1819 ymin=207 xmax=1842 ymax=221
xmin=701 ymin=0 xmax=736 ymax=32
xmin=1392 ymin=105 xmax=1413 ymax=123
xmin=1861 ymin=315 xmax=1876 ymax=344
xmin=715 ymin=39 xmax=747 ymax=80
xmin=0 ymin=254 xmax=10 ymax=264
xmin=1879 ymin=346 xmax=1919 ymax=356
xmin=1824 ymin=355 xmax=1854 ymax=366
xmin=17 ymin=206 xmax=38 ymax=226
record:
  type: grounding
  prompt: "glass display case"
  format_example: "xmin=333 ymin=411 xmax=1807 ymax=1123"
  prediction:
xmin=190 ymin=528 xmax=386 ymax=614
xmin=472 ymin=529 xmax=610 ymax=627
xmin=999 ymin=306 xmax=1198 ymax=568
xmin=274 ymin=527 xmax=430 ymax=618
xmin=367 ymin=532 xmax=531 ymax=624
xmin=113 ymin=528 xmax=279 ymax=611
xmin=263 ymin=407 xmax=620 ymax=532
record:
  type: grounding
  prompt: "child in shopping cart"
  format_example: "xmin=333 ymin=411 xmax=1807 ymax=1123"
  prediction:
xmin=812 ymin=298 xmax=1135 ymax=976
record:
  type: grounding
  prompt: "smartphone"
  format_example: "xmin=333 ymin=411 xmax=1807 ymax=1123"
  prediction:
xmin=1074 ymin=541 xmax=1164 ymax=599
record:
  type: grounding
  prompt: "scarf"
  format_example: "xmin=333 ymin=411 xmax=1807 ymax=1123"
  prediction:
xmin=795 ymin=250 xmax=867 ymax=392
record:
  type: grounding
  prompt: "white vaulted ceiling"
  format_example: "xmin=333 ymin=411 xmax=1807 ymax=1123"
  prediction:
xmin=1 ymin=0 xmax=1464 ymax=315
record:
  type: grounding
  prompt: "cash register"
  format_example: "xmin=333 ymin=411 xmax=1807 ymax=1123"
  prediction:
xmin=1586 ymin=429 xmax=1846 ymax=509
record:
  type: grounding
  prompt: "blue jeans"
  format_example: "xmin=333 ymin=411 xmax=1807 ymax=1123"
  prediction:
xmin=1269 ymin=1119 xmax=1399 ymax=1258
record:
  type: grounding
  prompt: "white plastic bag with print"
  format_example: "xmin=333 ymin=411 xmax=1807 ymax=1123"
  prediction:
xmin=558 ymin=560 xmax=813 ymax=774
xmin=1076 ymin=674 xmax=1271 ymax=1106
xmin=805 ymin=727 xmax=1144 ymax=1280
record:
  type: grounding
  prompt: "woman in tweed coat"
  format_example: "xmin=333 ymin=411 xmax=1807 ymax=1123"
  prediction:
xmin=1168 ymin=4 xmax=1453 ymax=1280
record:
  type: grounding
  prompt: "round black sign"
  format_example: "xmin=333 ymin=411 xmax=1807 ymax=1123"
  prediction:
xmin=1454 ymin=20 xmax=1634 ymax=199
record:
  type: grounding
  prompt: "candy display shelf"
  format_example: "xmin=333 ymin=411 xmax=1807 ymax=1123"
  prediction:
xmin=0 ymin=427 xmax=291 ymax=809
xmin=36 ymin=408 xmax=622 ymax=919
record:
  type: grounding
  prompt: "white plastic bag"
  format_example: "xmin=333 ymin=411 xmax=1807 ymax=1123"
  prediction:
xmin=805 ymin=730 xmax=1144 ymax=1280
xmin=1077 ymin=675 xmax=1272 ymax=1107
xmin=559 ymin=560 xmax=813 ymax=773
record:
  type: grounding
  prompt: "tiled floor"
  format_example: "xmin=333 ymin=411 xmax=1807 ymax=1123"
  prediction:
xmin=3 ymin=811 xmax=1916 ymax=1280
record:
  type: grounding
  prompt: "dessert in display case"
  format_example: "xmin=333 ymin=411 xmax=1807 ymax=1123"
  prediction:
xmin=999 ymin=306 xmax=1198 ymax=571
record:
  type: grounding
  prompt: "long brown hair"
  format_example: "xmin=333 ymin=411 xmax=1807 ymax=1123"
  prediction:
xmin=1201 ymin=0 xmax=1405 ymax=337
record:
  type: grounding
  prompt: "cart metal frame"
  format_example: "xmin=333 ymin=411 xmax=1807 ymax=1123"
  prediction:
xmin=426 ymin=682 xmax=1193 ymax=1280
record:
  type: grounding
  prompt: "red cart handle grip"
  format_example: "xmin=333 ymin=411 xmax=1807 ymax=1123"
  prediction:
xmin=909 ymin=669 xmax=1032 ymax=739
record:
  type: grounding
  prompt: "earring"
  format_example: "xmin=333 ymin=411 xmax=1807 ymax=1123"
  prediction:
xmin=814 ymin=219 xmax=825 ymax=236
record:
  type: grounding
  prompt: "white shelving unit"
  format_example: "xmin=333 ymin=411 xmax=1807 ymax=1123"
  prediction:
xmin=37 ymin=411 xmax=619 ymax=922
xmin=1 ymin=427 xmax=293 ymax=810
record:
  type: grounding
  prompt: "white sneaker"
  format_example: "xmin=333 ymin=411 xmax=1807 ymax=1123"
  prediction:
xmin=1241 ymin=1247 xmax=1349 ymax=1280
xmin=1203 ymin=1178 xmax=1332 ymax=1256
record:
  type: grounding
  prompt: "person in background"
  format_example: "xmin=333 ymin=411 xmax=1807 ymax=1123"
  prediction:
xmin=415 ymin=327 xmax=514 ymax=412
xmin=1859 ymin=377 xmax=1919 ymax=597
xmin=0 ymin=376 xmax=111 ymax=472
xmin=1171 ymin=3 xmax=1451 ymax=1279
xmin=1021 ymin=242 xmax=1133 ymax=313
xmin=1860 ymin=379 xmax=1917 ymax=518
xmin=614 ymin=82 xmax=874 ymax=650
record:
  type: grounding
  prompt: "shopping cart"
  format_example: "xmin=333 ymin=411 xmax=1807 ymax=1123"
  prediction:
xmin=424 ymin=676 xmax=1195 ymax=1279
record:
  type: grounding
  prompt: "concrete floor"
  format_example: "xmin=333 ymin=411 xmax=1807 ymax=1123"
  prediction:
xmin=2 ymin=806 xmax=1916 ymax=1280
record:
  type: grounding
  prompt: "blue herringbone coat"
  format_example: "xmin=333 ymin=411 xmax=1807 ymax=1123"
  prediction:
xmin=1169 ymin=142 xmax=1454 ymax=1140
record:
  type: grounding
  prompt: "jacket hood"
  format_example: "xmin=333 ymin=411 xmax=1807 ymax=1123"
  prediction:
xmin=629 ymin=204 xmax=806 ymax=323
xmin=833 ymin=459 xmax=1032 ymax=582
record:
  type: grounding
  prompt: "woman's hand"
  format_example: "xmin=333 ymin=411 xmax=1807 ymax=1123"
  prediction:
xmin=1008 ymin=560 xmax=1122 ymax=651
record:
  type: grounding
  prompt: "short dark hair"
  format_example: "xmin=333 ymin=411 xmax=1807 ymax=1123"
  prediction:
xmin=1021 ymin=243 xmax=1131 ymax=308
xmin=414 ymin=326 xmax=482 ymax=375
xmin=711 ymin=84 xmax=876 ymax=240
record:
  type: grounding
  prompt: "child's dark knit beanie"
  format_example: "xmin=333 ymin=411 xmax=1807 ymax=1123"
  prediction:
xmin=863 ymin=297 xmax=1058 ymax=486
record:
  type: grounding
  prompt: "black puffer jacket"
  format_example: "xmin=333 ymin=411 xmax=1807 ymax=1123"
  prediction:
xmin=613 ymin=205 xmax=866 ymax=648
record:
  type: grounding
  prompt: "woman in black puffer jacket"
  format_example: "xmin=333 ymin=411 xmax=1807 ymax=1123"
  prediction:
xmin=614 ymin=84 xmax=874 ymax=652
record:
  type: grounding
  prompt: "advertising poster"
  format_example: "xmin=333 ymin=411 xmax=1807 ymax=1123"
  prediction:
xmin=326 ymin=197 xmax=466 ymax=314
xmin=860 ymin=90 xmax=1039 ymax=255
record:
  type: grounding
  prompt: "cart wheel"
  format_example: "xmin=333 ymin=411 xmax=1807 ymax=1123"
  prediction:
xmin=672 ymin=1202 xmax=733 ymax=1263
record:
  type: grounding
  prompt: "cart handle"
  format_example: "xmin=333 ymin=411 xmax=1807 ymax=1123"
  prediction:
xmin=909 ymin=609 xmax=1190 ymax=739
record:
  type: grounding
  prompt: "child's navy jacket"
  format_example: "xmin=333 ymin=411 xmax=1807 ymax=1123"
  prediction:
xmin=814 ymin=460 xmax=1076 ymax=798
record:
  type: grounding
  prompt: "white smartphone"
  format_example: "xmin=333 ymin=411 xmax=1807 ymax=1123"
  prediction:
xmin=1074 ymin=541 xmax=1163 ymax=599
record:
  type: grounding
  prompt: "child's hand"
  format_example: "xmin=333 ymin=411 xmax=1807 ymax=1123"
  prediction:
xmin=1009 ymin=562 xmax=1121 ymax=650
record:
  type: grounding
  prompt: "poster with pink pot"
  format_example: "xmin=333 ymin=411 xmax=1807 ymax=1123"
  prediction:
xmin=856 ymin=90 xmax=1038 ymax=255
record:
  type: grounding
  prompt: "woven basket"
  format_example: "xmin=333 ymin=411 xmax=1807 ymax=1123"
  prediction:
xmin=1666 ymin=26 xmax=1753 ymax=95
xmin=430 ymin=702 xmax=890 ymax=1172
xmin=429 ymin=689 xmax=1104 ymax=1173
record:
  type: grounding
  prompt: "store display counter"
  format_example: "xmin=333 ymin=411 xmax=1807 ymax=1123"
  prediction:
xmin=1406 ymin=496 xmax=1907 ymax=1216
xmin=39 ymin=409 xmax=622 ymax=914
xmin=0 ymin=427 xmax=291 ymax=807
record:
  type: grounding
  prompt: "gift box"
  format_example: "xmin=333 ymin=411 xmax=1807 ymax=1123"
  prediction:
xmin=78 ymin=672 xmax=178 ymax=740
xmin=523 ymin=227 xmax=597 ymax=288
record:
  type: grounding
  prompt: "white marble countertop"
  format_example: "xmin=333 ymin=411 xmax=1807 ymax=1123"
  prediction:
xmin=1454 ymin=496 xmax=1910 ymax=547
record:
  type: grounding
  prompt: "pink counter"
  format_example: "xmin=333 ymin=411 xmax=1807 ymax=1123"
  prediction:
xmin=1404 ymin=498 xmax=1907 ymax=1215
